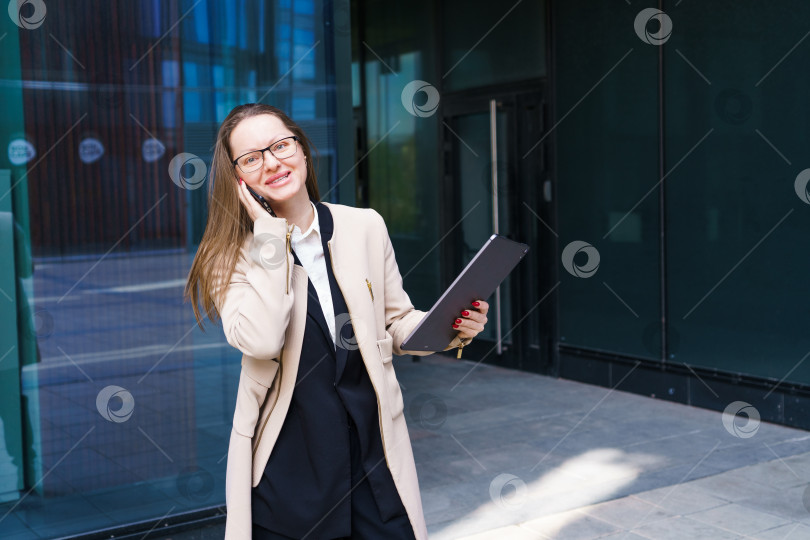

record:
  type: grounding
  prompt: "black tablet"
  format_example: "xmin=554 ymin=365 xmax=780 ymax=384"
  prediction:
xmin=401 ymin=234 xmax=529 ymax=352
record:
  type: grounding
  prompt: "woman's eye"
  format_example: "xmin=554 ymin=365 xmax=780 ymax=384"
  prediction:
xmin=273 ymin=142 xmax=288 ymax=152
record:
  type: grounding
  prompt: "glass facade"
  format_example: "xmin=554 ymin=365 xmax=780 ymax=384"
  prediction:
xmin=0 ymin=0 xmax=346 ymax=537
xmin=441 ymin=0 xmax=545 ymax=92
xmin=555 ymin=0 xmax=810 ymax=386
xmin=663 ymin=0 xmax=810 ymax=384
xmin=555 ymin=0 xmax=661 ymax=358
xmin=353 ymin=0 xmax=443 ymax=309
xmin=353 ymin=0 xmax=547 ymax=327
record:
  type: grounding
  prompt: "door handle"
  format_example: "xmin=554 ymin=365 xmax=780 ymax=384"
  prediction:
xmin=489 ymin=99 xmax=503 ymax=355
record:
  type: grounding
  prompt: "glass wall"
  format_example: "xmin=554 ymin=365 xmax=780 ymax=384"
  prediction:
xmin=664 ymin=0 xmax=810 ymax=383
xmin=556 ymin=0 xmax=810 ymax=386
xmin=555 ymin=0 xmax=661 ymax=358
xmin=354 ymin=0 xmax=547 ymax=316
xmin=0 ymin=0 xmax=343 ymax=537
xmin=353 ymin=0 xmax=443 ymax=308
xmin=441 ymin=0 xmax=545 ymax=92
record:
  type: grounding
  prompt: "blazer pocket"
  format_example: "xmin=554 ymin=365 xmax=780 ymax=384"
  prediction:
xmin=377 ymin=334 xmax=404 ymax=418
xmin=232 ymin=358 xmax=280 ymax=438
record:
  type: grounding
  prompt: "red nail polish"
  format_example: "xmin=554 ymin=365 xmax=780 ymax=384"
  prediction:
xmin=472 ymin=301 xmax=480 ymax=307
xmin=455 ymin=318 xmax=462 ymax=324
xmin=462 ymin=311 xmax=470 ymax=316
xmin=452 ymin=324 xmax=459 ymax=329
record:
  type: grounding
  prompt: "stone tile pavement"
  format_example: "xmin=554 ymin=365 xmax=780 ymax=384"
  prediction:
xmin=404 ymin=356 xmax=810 ymax=539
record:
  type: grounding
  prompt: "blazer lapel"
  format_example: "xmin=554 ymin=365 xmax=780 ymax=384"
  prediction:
xmin=317 ymin=203 xmax=350 ymax=379
xmin=291 ymin=246 xmax=335 ymax=354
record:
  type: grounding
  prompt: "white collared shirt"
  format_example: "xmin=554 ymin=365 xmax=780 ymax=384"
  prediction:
xmin=289 ymin=200 xmax=336 ymax=346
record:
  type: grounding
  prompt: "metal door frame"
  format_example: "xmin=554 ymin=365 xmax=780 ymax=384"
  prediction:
xmin=439 ymin=82 xmax=555 ymax=374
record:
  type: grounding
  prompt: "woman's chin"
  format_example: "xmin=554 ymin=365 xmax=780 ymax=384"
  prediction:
xmin=264 ymin=184 xmax=307 ymax=205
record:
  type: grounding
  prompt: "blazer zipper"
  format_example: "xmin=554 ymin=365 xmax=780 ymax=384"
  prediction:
xmin=328 ymin=241 xmax=391 ymax=469
xmin=365 ymin=278 xmax=374 ymax=301
xmin=252 ymin=353 xmax=283 ymax=459
xmin=456 ymin=338 xmax=470 ymax=359
xmin=253 ymin=221 xmax=292 ymax=456
xmin=285 ymin=222 xmax=292 ymax=294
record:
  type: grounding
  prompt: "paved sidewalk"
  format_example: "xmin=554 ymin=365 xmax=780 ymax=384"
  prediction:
xmin=156 ymin=354 xmax=810 ymax=540
xmin=404 ymin=355 xmax=810 ymax=539
xmin=454 ymin=456 xmax=810 ymax=539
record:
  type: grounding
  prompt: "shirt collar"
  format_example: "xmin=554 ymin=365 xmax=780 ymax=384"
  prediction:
xmin=290 ymin=200 xmax=319 ymax=242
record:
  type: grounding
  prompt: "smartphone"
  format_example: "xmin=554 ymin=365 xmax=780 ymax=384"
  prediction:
xmin=244 ymin=183 xmax=276 ymax=217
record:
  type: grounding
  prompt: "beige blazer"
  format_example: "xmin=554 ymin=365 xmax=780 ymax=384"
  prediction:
xmin=218 ymin=202 xmax=468 ymax=539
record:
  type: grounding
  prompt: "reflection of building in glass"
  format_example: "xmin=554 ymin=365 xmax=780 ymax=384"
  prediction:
xmin=16 ymin=1 xmax=330 ymax=257
xmin=0 ymin=0 xmax=342 ymax=536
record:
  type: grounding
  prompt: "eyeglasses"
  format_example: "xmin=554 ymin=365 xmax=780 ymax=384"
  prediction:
xmin=232 ymin=136 xmax=299 ymax=173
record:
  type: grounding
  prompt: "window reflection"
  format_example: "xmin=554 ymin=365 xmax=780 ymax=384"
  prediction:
xmin=0 ymin=0 xmax=337 ymax=536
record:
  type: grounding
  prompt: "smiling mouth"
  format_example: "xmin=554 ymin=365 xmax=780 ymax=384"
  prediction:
xmin=267 ymin=172 xmax=290 ymax=185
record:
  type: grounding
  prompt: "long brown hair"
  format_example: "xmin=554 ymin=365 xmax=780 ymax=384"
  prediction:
xmin=185 ymin=104 xmax=320 ymax=328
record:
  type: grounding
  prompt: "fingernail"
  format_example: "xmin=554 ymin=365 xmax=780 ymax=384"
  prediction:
xmin=472 ymin=301 xmax=480 ymax=307
xmin=455 ymin=318 xmax=462 ymax=324
xmin=462 ymin=310 xmax=470 ymax=316
xmin=452 ymin=324 xmax=459 ymax=329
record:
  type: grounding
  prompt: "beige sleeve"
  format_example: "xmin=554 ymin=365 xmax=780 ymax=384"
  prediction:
xmin=215 ymin=215 xmax=294 ymax=360
xmin=375 ymin=210 xmax=471 ymax=356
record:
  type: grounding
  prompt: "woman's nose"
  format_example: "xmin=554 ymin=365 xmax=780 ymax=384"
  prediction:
xmin=262 ymin=149 xmax=280 ymax=169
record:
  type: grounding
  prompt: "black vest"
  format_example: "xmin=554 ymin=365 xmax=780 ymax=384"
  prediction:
xmin=251 ymin=202 xmax=406 ymax=539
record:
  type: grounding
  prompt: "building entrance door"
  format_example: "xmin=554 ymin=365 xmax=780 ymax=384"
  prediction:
xmin=440 ymin=87 xmax=555 ymax=374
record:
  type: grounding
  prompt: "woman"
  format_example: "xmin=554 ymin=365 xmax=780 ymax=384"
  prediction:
xmin=186 ymin=103 xmax=489 ymax=539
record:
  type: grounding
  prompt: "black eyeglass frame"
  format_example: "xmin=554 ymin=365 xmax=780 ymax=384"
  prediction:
xmin=232 ymin=136 xmax=300 ymax=173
